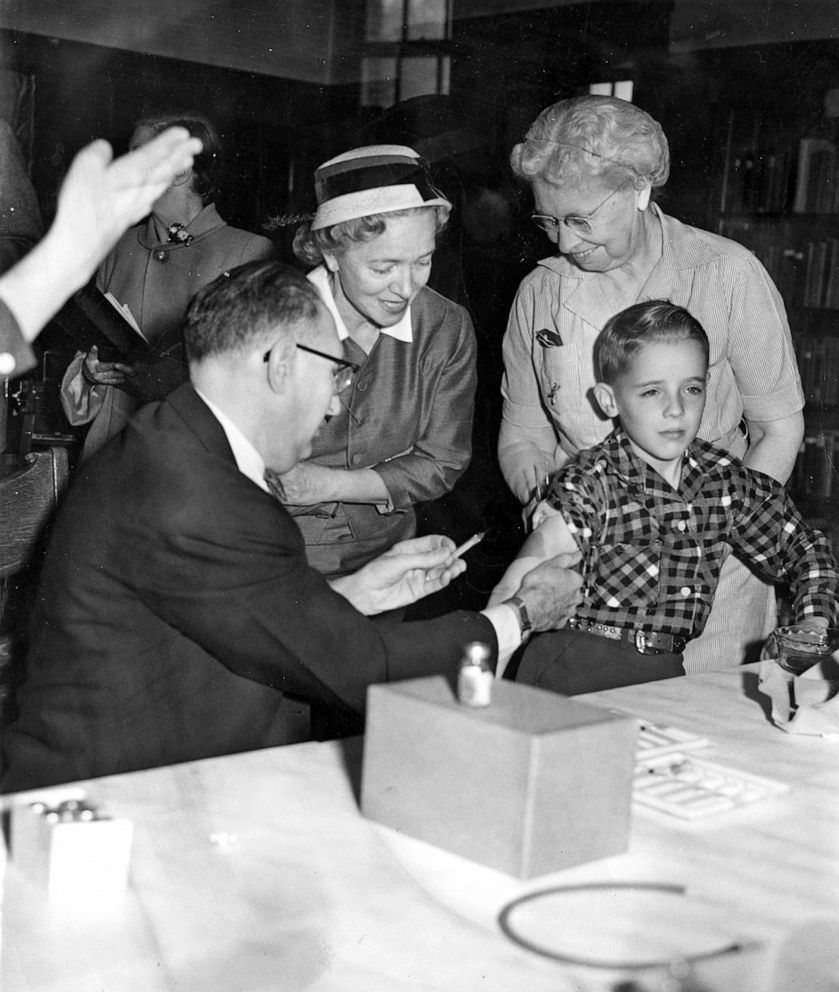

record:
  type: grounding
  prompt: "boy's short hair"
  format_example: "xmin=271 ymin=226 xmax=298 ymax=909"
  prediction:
xmin=594 ymin=300 xmax=710 ymax=384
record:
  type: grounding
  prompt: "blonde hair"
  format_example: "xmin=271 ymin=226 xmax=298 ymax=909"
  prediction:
xmin=293 ymin=204 xmax=449 ymax=267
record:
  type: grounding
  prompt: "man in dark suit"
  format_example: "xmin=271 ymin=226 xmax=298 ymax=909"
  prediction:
xmin=2 ymin=260 xmax=581 ymax=790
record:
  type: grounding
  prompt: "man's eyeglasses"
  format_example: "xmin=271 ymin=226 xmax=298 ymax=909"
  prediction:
xmin=263 ymin=341 xmax=360 ymax=392
xmin=531 ymin=179 xmax=633 ymax=236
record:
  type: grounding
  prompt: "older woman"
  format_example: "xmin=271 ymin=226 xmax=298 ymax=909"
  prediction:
xmin=499 ymin=95 xmax=805 ymax=673
xmin=269 ymin=144 xmax=477 ymax=579
xmin=61 ymin=113 xmax=273 ymax=461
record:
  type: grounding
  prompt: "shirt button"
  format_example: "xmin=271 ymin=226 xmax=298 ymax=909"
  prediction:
xmin=357 ymin=379 xmax=369 ymax=391
xmin=675 ymin=520 xmax=687 ymax=532
xmin=0 ymin=352 xmax=15 ymax=376
xmin=680 ymin=586 xmax=692 ymax=597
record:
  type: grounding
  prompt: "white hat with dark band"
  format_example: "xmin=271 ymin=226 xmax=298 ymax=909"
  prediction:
xmin=311 ymin=144 xmax=452 ymax=231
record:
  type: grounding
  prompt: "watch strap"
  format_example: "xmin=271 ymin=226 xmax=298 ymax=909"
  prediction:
xmin=503 ymin=595 xmax=532 ymax=636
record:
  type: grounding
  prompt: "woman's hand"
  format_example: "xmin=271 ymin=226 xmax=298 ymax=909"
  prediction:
xmin=521 ymin=470 xmax=554 ymax=531
xmin=265 ymin=463 xmax=390 ymax=506
xmin=265 ymin=462 xmax=336 ymax=504
xmin=82 ymin=345 xmax=134 ymax=387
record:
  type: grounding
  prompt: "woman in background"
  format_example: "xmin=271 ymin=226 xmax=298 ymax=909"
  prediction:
xmin=269 ymin=144 xmax=477 ymax=581
xmin=61 ymin=112 xmax=273 ymax=461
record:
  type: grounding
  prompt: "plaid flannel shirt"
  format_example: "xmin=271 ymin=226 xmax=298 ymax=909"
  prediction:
xmin=545 ymin=428 xmax=839 ymax=640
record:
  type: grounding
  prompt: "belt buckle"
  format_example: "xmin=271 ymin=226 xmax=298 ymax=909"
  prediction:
xmin=635 ymin=630 xmax=660 ymax=655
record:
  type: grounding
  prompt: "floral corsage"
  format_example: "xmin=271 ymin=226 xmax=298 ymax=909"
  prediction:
xmin=166 ymin=223 xmax=194 ymax=247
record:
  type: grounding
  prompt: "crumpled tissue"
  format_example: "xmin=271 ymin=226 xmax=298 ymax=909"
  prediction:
xmin=758 ymin=657 xmax=839 ymax=736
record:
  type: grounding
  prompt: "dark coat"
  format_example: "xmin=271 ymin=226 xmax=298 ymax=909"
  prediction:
xmin=2 ymin=384 xmax=496 ymax=791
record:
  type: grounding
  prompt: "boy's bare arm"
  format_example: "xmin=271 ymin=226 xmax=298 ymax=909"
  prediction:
xmin=488 ymin=508 xmax=579 ymax=607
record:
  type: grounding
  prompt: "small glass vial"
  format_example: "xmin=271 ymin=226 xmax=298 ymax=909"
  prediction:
xmin=457 ymin=641 xmax=493 ymax=707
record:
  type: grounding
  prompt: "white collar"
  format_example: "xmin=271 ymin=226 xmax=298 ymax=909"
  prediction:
xmin=307 ymin=264 xmax=413 ymax=343
xmin=194 ymin=387 xmax=269 ymax=493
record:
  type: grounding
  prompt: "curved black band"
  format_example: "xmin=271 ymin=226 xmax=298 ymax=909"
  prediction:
xmin=316 ymin=162 xmax=436 ymax=203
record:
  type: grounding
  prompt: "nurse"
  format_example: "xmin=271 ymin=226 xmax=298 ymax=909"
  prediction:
xmin=272 ymin=145 xmax=478 ymax=581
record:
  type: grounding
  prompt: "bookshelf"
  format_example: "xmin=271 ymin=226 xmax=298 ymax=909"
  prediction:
xmin=717 ymin=100 xmax=839 ymax=549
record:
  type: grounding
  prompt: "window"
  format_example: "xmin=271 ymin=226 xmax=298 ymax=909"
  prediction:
xmin=589 ymin=80 xmax=634 ymax=102
xmin=362 ymin=0 xmax=452 ymax=108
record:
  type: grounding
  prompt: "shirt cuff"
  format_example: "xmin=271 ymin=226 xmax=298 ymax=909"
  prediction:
xmin=480 ymin=603 xmax=524 ymax=678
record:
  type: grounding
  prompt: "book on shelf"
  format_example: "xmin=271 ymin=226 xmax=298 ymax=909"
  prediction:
xmin=725 ymin=147 xmax=794 ymax=215
xmin=825 ymin=239 xmax=839 ymax=309
xmin=793 ymin=431 xmax=839 ymax=501
xmin=804 ymin=241 xmax=829 ymax=307
xmin=776 ymin=247 xmax=805 ymax=309
xmin=793 ymin=138 xmax=838 ymax=214
xmin=801 ymin=239 xmax=839 ymax=309
xmin=795 ymin=328 xmax=839 ymax=407
xmin=764 ymin=148 xmax=793 ymax=214
xmin=823 ymin=336 xmax=839 ymax=406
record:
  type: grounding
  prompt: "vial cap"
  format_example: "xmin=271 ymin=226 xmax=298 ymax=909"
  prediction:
xmin=463 ymin=641 xmax=491 ymax=665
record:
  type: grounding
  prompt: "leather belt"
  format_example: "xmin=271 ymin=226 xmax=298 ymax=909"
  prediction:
xmin=566 ymin=617 xmax=686 ymax=655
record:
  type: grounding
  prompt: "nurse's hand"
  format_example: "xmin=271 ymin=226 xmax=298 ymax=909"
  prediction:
xmin=265 ymin=463 xmax=389 ymax=506
xmin=265 ymin=462 xmax=334 ymax=504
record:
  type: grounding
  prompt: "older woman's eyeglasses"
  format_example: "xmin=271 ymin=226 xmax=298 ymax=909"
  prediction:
xmin=263 ymin=342 xmax=360 ymax=392
xmin=531 ymin=179 xmax=633 ymax=236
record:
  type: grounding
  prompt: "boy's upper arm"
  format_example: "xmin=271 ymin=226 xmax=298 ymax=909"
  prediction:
xmin=526 ymin=507 xmax=579 ymax=558
xmin=487 ymin=504 xmax=580 ymax=607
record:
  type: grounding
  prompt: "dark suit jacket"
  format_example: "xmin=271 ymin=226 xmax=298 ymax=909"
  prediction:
xmin=2 ymin=385 xmax=496 ymax=790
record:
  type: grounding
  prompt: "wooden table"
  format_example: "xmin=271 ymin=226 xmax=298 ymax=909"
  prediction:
xmin=2 ymin=666 xmax=838 ymax=992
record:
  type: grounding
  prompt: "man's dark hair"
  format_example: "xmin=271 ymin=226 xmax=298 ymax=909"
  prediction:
xmin=184 ymin=259 xmax=322 ymax=363
xmin=594 ymin=299 xmax=710 ymax=384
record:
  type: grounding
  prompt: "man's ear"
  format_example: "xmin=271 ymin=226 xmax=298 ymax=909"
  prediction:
xmin=263 ymin=336 xmax=296 ymax=393
xmin=593 ymin=381 xmax=619 ymax=418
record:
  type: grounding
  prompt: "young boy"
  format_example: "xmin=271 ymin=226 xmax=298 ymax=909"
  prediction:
xmin=490 ymin=300 xmax=838 ymax=695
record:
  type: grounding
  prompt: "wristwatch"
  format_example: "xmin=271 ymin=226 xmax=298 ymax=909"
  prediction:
xmin=503 ymin=595 xmax=532 ymax=637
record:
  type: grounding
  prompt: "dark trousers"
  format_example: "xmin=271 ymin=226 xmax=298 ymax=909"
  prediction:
xmin=516 ymin=628 xmax=685 ymax=696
